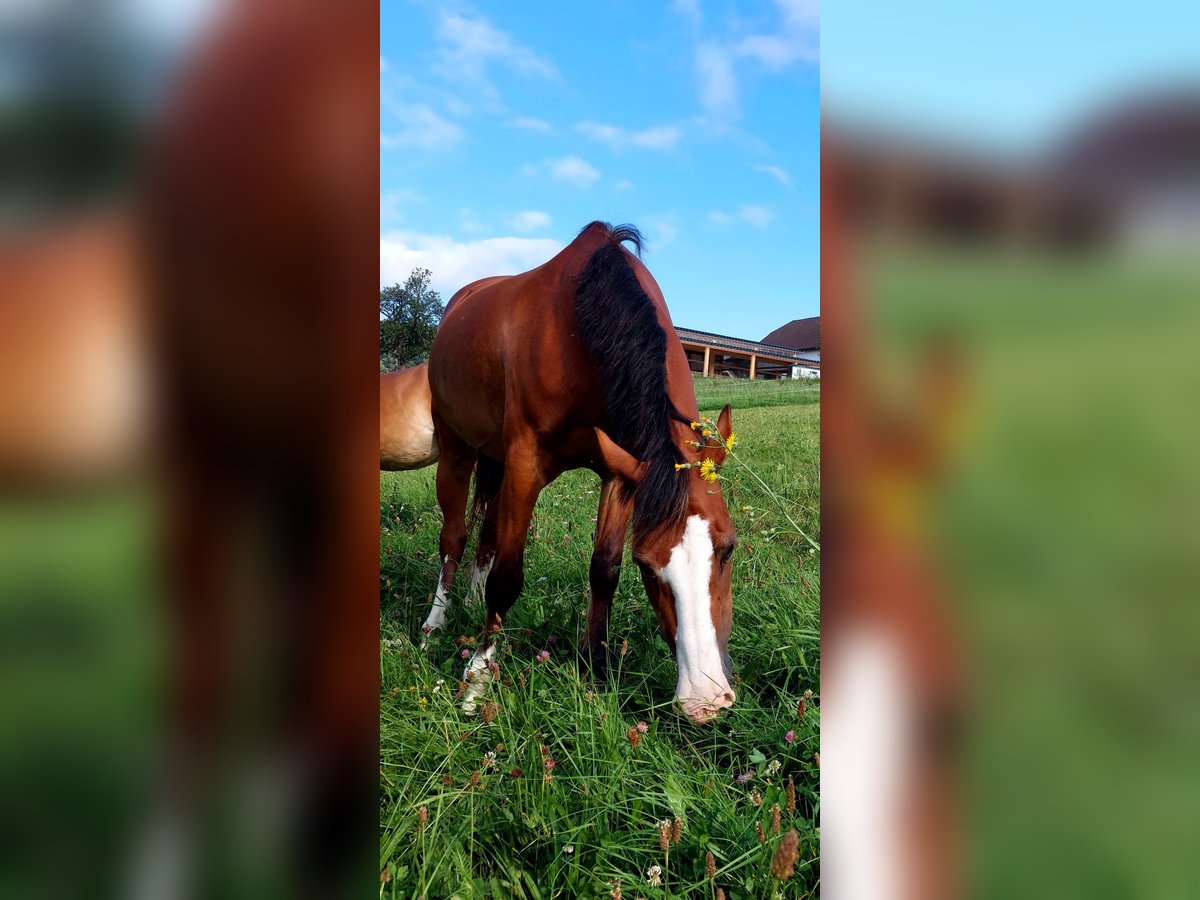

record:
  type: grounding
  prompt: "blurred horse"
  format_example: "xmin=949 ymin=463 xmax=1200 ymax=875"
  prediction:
xmin=0 ymin=215 xmax=145 ymax=485
xmin=426 ymin=221 xmax=740 ymax=724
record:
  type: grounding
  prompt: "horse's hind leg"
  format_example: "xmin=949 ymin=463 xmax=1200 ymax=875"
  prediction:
xmin=584 ymin=477 xmax=633 ymax=674
xmin=462 ymin=448 xmax=545 ymax=712
xmin=420 ymin=423 xmax=473 ymax=647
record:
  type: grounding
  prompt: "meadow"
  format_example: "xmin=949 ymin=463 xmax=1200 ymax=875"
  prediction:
xmin=379 ymin=378 xmax=820 ymax=898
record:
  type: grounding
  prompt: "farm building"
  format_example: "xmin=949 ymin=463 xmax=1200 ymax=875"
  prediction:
xmin=676 ymin=320 xmax=821 ymax=380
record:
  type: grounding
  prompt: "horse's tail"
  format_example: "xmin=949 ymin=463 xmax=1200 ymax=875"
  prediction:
xmin=468 ymin=455 xmax=503 ymax=534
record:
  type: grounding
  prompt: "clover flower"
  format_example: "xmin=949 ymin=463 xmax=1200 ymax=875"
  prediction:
xmin=784 ymin=730 xmax=795 ymax=744
xmin=646 ymin=864 xmax=662 ymax=886
xmin=536 ymin=649 xmax=550 ymax=663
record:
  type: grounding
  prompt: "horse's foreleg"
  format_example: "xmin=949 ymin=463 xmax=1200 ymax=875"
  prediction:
xmin=584 ymin=477 xmax=633 ymax=674
xmin=462 ymin=452 xmax=545 ymax=713
xmin=422 ymin=428 xmax=474 ymax=648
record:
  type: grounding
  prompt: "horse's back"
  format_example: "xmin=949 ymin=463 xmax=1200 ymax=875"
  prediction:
xmin=443 ymin=275 xmax=512 ymax=317
xmin=380 ymin=363 xmax=438 ymax=470
xmin=429 ymin=226 xmax=642 ymax=460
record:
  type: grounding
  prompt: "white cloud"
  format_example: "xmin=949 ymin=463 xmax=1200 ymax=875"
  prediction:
xmin=755 ymin=164 xmax=793 ymax=188
xmin=614 ymin=179 xmax=634 ymax=192
xmin=435 ymin=11 xmax=557 ymax=89
xmin=708 ymin=205 xmax=774 ymax=227
xmin=671 ymin=0 xmax=703 ymax=27
xmin=510 ymin=210 xmax=552 ymax=232
xmin=691 ymin=0 xmax=818 ymax=118
xmin=576 ymin=121 xmax=682 ymax=151
xmin=380 ymin=188 xmax=426 ymax=222
xmin=550 ymin=156 xmax=600 ymax=187
xmin=380 ymin=103 xmax=463 ymax=153
xmin=649 ymin=220 xmax=679 ymax=248
xmin=735 ymin=32 xmax=816 ymax=70
xmin=380 ymin=55 xmax=388 ymax=73
xmin=523 ymin=155 xmax=601 ymax=188
xmin=380 ymin=231 xmax=562 ymax=297
xmin=776 ymin=0 xmax=820 ymax=28
xmin=696 ymin=42 xmax=737 ymax=117
xmin=738 ymin=204 xmax=774 ymax=227
xmin=508 ymin=116 xmax=554 ymax=133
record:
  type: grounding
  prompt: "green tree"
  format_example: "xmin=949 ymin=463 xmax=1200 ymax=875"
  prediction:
xmin=380 ymin=267 xmax=445 ymax=371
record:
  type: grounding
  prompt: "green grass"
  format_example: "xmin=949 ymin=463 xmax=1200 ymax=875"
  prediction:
xmin=380 ymin=387 xmax=820 ymax=898
xmin=691 ymin=376 xmax=820 ymax=412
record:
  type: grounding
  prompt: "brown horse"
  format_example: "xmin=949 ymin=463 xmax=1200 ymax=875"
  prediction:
xmin=426 ymin=221 xmax=738 ymax=724
xmin=380 ymin=363 xmax=439 ymax=470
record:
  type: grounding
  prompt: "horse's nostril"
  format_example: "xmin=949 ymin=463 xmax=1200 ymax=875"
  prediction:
xmin=723 ymin=690 xmax=736 ymax=705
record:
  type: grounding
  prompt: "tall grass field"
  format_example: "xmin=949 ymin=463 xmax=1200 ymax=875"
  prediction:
xmin=380 ymin=379 xmax=820 ymax=898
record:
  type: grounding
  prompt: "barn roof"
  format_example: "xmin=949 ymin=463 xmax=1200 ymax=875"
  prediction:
xmin=762 ymin=316 xmax=820 ymax=350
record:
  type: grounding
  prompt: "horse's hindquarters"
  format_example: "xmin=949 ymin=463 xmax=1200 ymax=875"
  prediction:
xmin=380 ymin=365 xmax=439 ymax=470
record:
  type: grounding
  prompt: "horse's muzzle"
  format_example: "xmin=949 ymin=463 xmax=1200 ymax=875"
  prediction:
xmin=678 ymin=688 xmax=736 ymax=725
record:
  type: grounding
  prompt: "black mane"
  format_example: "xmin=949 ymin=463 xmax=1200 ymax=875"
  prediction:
xmin=573 ymin=222 xmax=689 ymax=538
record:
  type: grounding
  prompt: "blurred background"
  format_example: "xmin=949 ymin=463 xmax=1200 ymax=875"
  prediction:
xmin=3 ymin=0 xmax=1199 ymax=897
xmin=0 ymin=0 xmax=377 ymax=897
xmin=823 ymin=1 xmax=1200 ymax=897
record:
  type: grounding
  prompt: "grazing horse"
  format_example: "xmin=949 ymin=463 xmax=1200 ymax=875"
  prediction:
xmin=380 ymin=363 xmax=438 ymax=470
xmin=426 ymin=221 xmax=739 ymax=724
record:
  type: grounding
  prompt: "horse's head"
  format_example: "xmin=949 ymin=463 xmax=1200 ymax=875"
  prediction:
xmin=597 ymin=404 xmax=738 ymax=724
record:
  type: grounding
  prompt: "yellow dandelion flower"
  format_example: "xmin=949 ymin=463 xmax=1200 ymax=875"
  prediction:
xmin=699 ymin=458 xmax=719 ymax=482
xmin=417 ymin=696 xmax=428 ymax=707
xmin=690 ymin=421 xmax=700 ymax=429
xmin=674 ymin=463 xmax=687 ymax=470
xmin=701 ymin=428 xmax=712 ymax=437
xmin=726 ymin=432 xmax=737 ymax=449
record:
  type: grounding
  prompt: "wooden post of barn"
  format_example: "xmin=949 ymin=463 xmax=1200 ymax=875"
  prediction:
xmin=703 ymin=345 xmax=711 ymax=377
xmin=749 ymin=354 xmax=757 ymax=380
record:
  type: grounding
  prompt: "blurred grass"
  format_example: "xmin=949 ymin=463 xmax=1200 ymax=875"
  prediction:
xmin=379 ymin=390 xmax=820 ymax=898
xmin=866 ymin=248 xmax=1200 ymax=898
xmin=0 ymin=486 xmax=161 ymax=897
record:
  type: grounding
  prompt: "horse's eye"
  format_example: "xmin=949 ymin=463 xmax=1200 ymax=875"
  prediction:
xmin=720 ymin=544 xmax=736 ymax=566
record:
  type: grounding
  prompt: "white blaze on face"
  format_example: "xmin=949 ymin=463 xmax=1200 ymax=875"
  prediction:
xmin=657 ymin=514 xmax=734 ymax=722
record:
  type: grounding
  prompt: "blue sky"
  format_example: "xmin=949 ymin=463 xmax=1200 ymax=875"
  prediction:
xmin=380 ymin=0 xmax=819 ymax=342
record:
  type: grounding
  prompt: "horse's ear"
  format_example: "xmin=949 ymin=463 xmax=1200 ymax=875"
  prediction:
xmin=704 ymin=404 xmax=734 ymax=464
xmin=716 ymin=404 xmax=733 ymax=442
xmin=594 ymin=429 xmax=646 ymax=485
